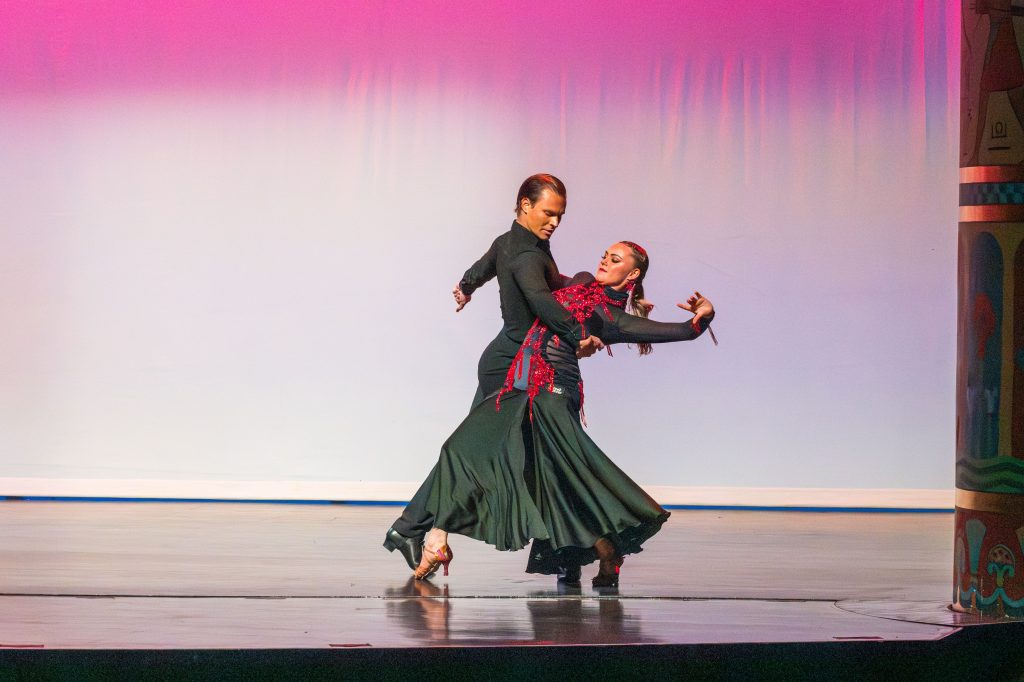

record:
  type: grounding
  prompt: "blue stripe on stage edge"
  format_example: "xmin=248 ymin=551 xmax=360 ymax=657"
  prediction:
xmin=0 ymin=496 xmax=337 ymax=505
xmin=0 ymin=496 xmax=953 ymax=512
xmin=660 ymin=504 xmax=953 ymax=513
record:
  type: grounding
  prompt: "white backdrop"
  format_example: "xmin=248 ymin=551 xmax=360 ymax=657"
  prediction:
xmin=0 ymin=1 xmax=958 ymax=496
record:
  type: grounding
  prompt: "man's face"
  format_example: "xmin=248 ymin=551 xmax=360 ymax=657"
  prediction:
xmin=518 ymin=189 xmax=566 ymax=240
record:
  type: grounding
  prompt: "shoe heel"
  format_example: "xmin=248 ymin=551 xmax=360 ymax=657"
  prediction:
xmin=438 ymin=546 xmax=453 ymax=576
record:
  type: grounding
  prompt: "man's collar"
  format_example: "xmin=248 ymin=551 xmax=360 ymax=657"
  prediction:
xmin=511 ymin=220 xmax=549 ymax=250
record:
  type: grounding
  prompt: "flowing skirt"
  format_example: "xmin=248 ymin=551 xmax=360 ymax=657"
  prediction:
xmin=422 ymin=388 xmax=669 ymax=573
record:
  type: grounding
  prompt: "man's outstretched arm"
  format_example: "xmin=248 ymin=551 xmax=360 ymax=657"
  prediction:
xmin=453 ymin=238 xmax=499 ymax=312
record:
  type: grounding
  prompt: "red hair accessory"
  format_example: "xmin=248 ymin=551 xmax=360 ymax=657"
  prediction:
xmin=621 ymin=241 xmax=648 ymax=260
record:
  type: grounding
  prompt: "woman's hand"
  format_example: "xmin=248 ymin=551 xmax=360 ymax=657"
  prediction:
xmin=453 ymin=284 xmax=471 ymax=312
xmin=677 ymin=291 xmax=713 ymax=328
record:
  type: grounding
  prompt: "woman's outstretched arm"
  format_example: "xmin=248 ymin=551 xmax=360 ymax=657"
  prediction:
xmin=600 ymin=300 xmax=714 ymax=345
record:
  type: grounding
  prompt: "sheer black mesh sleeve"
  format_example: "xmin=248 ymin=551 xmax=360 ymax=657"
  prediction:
xmin=600 ymin=306 xmax=713 ymax=345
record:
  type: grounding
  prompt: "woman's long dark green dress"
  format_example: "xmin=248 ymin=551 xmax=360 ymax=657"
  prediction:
xmin=419 ymin=273 xmax=712 ymax=573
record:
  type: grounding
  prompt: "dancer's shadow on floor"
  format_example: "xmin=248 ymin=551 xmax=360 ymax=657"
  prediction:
xmin=523 ymin=590 xmax=657 ymax=645
xmin=383 ymin=576 xmax=657 ymax=645
xmin=383 ymin=577 xmax=529 ymax=644
xmin=384 ymin=578 xmax=451 ymax=641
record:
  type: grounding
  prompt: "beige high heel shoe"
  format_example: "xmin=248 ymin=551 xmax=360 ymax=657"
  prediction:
xmin=414 ymin=544 xmax=454 ymax=580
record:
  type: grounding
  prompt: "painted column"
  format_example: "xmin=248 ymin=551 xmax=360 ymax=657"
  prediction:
xmin=956 ymin=0 xmax=1024 ymax=618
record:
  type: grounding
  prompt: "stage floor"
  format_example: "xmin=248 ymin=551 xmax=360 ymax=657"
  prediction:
xmin=0 ymin=501 xmax=986 ymax=651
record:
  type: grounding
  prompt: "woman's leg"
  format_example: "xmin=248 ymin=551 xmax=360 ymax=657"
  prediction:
xmin=425 ymin=527 xmax=448 ymax=554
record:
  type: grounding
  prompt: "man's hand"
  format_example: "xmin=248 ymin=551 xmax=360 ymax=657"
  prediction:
xmin=453 ymin=284 xmax=471 ymax=312
xmin=576 ymin=335 xmax=606 ymax=359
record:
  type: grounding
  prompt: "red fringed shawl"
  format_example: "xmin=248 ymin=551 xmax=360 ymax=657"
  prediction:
xmin=496 ymin=282 xmax=626 ymax=422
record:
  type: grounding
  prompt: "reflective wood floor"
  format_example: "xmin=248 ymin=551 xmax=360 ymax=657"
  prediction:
xmin=0 ymin=501 xmax=963 ymax=648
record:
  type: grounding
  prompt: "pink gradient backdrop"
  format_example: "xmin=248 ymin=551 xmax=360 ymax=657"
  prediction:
xmin=0 ymin=2 xmax=960 ymax=490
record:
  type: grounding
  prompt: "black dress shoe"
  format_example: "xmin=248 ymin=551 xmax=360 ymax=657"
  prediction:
xmin=383 ymin=527 xmax=423 ymax=570
xmin=557 ymin=565 xmax=582 ymax=586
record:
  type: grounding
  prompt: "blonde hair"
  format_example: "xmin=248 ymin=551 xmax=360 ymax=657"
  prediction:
xmin=619 ymin=241 xmax=652 ymax=356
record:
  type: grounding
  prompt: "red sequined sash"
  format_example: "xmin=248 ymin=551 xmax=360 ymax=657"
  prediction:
xmin=496 ymin=283 xmax=625 ymax=422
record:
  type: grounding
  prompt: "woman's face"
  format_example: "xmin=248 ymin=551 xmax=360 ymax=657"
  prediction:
xmin=594 ymin=243 xmax=641 ymax=289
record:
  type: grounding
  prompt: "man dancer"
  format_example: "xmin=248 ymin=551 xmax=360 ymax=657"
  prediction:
xmin=384 ymin=174 xmax=602 ymax=578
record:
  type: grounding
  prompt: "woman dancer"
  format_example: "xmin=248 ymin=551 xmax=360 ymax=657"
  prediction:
xmin=409 ymin=241 xmax=714 ymax=587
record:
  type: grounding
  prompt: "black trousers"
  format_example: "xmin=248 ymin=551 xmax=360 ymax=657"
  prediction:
xmin=390 ymin=331 xmax=520 ymax=539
